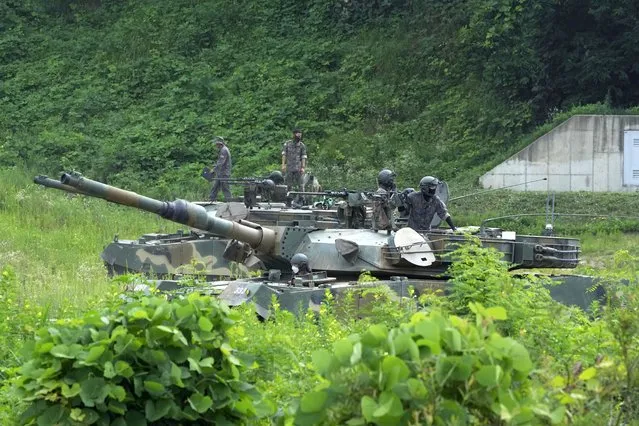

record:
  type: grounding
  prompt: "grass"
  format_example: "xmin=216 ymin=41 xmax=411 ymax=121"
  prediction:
xmin=0 ymin=168 xmax=173 ymax=311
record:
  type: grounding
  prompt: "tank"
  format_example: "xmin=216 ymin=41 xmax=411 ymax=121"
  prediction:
xmin=35 ymin=173 xmax=581 ymax=317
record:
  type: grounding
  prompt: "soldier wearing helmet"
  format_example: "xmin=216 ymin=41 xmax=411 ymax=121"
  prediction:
xmin=291 ymin=253 xmax=312 ymax=275
xmin=377 ymin=169 xmax=396 ymax=192
xmin=290 ymin=253 xmax=312 ymax=285
xmin=267 ymin=170 xmax=285 ymax=185
xmin=406 ymin=176 xmax=456 ymax=232
xmin=372 ymin=169 xmax=398 ymax=233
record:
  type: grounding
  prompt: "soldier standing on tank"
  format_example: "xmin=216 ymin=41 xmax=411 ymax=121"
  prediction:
xmin=281 ymin=128 xmax=307 ymax=195
xmin=406 ymin=176 xmax=456 ymax=232
xmin=372 ymin=169 xmax=399 ymax=234
xmin=209 ymin=136 xmax=233 ymax=202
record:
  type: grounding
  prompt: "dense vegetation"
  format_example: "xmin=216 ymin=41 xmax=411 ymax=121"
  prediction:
xmin=2 ymin=0 xmax=639 ymax=196
xmin=3 ymin=0 xmax=639 ymax=424
xmin=1 ymin=169 xmax=639 ymax=424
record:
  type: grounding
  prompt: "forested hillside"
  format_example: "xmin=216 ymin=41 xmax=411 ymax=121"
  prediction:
xmin=2 ymin=0 xmax=639 ymax=196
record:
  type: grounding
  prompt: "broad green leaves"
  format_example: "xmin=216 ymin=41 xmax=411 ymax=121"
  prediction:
xmin=17 ymin=294 xmax=269 ymax=424
xmin=298 ymin=305 xmax=558 ymax=425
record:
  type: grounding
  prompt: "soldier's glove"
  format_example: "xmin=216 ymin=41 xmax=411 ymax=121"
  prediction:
xmin=446 ymin=216 xmax=456 ymax=232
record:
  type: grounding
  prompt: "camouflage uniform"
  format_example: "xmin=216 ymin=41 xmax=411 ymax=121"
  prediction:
xmin=282 ymin=140 xmax=307 ymax=192
xmin=210 ymin=144 xmax=232 ymax=201
xmin=406 ymin=191 xmax=450 ymax=231
xmin=371 ymin=187 xmax=398 ymax=232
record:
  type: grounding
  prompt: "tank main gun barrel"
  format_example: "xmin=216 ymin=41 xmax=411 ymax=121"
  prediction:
xmin=60 ymin=173 xmax=276 ymax=252
xmin=34 ymin=175 xmax=88 ymax=195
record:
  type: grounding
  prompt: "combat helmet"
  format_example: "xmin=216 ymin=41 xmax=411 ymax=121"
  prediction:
xmin=377 ymin=169 xmax=396 ymax=190
xmin=419 ymin=176 xmax=439 ymax=197
xmin=291 ymin=253 xmax=311 ymax=274
xmin=400 ymin=187 xmax=415 ymax=201
xmin=267 ymin=170 xmax=284 ymax=185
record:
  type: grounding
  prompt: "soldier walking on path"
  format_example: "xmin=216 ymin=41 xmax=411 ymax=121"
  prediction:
xmin=209 ymin=136 xmax=232 ymax=202
xmin=281 ymin=128 xmax=307 ymax=194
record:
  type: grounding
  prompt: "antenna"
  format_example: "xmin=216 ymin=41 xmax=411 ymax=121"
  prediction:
xmin=449 ymin=177 xmax=548 ymax=202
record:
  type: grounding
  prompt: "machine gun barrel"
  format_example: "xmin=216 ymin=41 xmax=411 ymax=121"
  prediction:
xmin=60 ymin=173 xmax=276 ymax=251
xmin=288 ymin=190 xmax=374 ymax=198
xmin=215 ymin=178 xmax=272 ymax=184
xmin=34 ymin=175 xmax=88 ymax=195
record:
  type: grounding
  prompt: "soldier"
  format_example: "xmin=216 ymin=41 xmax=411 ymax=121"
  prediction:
xmin=281 ymin=128 xmax=307 ymax=194
xmin=397 ymin=187 xmax=415 ymax=218
xmin=290 ymin=253 xmax=312 ymax=286
xmin=291 ymin=253 xmax=312 ymax=275
xmin=209 ymin=136 xmax=233 ymax=202
xmin=267 ymin=170 xmax=285 ymax=185
xmin=372 ymin=169 xmax=398 ymax=233
xmin=406 ymin=176 xmax=456 ymax=232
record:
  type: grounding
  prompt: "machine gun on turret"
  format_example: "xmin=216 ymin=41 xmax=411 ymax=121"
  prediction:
xmin=201 ymin=168 xmax=287 ymax=208
xmin=287 ymin=189 xmax=377 ymax=228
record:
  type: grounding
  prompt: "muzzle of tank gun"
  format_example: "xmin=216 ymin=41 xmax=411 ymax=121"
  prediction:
xmin=34 ymin=175 xmax=87 ymax=195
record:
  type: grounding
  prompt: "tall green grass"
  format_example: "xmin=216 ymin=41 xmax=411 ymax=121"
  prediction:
xmin=0 ymin=168 xmax=173 ymax=311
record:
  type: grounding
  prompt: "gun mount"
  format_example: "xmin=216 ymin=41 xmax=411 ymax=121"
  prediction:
xmin=201 ymin=169 xmax=288 ymax=208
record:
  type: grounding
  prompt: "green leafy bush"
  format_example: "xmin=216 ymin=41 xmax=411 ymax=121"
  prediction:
xmin=594 ymin=250 xmax=639 ymax=423
xmin=445 ymin=238 xmax=602 ymax=365
xmin=0 ymin=265 xmax=51 ymax=424
xmin=296 ymin=304 xmax=565 ymax=425
xmin=16 ymin=293 xmax=272 ymax=425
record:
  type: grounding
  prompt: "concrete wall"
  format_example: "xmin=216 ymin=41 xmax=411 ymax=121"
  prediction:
xmin=480 ymin=115 xmax=639 ymax=192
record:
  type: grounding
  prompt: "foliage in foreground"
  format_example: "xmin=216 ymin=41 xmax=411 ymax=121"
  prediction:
xmin=7 ymin=244 xmax=639 ymax=425
xmin=297 ymin=303 xmax=608 ymax=425
xmin=3 ymin=167 xmax=639 ymax=424
xmin=15 ymin=293 xmax=272 ymax=425
xmin=587 ymin=250 xmax=639 ymax=423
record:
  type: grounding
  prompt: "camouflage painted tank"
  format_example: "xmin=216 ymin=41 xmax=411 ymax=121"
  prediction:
xmin=37 ymin=174 xmax=579 ymax=277
xmin=36 ymin=173 xmax=581 ymax=317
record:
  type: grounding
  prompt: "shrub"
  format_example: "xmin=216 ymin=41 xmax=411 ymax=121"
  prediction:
xmin=595 ymin=250 xmax=639 ymax=423
xmin=296 ymin=304 xmax=567 ymax=425
xmin=15 ymin=293 xmax=272 ymax=425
